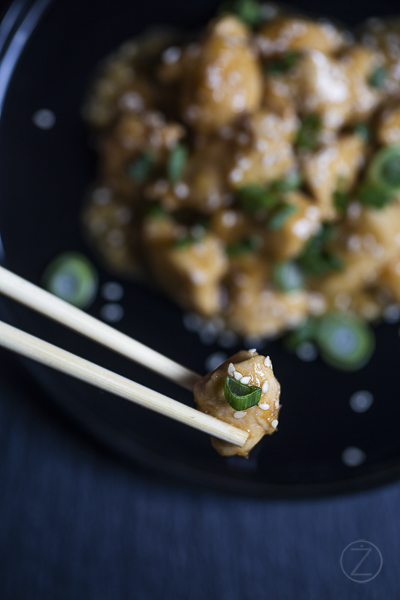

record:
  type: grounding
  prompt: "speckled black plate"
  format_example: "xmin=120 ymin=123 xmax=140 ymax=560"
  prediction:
xmin=1 ymin=0 xmax=400 ymax=497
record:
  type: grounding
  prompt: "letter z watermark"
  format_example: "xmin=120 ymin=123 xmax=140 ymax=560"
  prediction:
xmin=340 ymin=540 xmax=383 ymax=583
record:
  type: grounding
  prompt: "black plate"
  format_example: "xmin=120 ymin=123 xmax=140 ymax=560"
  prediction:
xmin=1 ymin=0 xmax=400 ymax=498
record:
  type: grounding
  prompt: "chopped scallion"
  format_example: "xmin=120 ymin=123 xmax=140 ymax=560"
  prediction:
xmin=226 ymin=235 xmax=261 ymax=256
xmin=266 ymin=201 xmax=297 ymax=230
xmin=127 ymin=151 xmax=154 ymax=183
xmin=264 ymin=51 xmax=301 ymax=75
xmin=368 ymin=145 xmax=400 ymax=192
xmin=368 ymin=65 xmax=387 ymax=89
xmin=237 ymin=184 xmax=278 ymax=213
xmin=144 ymin=201 xmax=167 ymax=220
xmin=224 ymin=376 xmax=262 ymax=411
xmin=295 ymin=113 xmax=322 ymax=151
xmin=273 ymin=260 xmax=304 ymax=292
xmin=353 ymin=122 xmax=372 ymax=142
xmin=218 ymin=0 xmax=265 ymax=27
xmin=271 ymin=172 xmax=303 ymax=192
xmin=358 ymin=183 xmax=392 ymax=208
xmin=315 ymin=312 xmax=375 ymax=371
xmin=42 ymin=252 xmax=98 ymax=309
xmin=333 ymin=190 xmax=349 ymax=215
xmin=297 ymin=224 xmax=343 ymax=277
xmin=284 ymin=318 xmax=318 ymax=351
xmin=168 ymin=144 xmax=188 ymax=184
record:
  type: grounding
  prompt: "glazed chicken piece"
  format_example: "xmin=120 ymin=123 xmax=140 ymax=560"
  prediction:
xmin=181 ymin=15 xmax=262 ymax=133
xmin=193 ymin=350 xmax=281 ymax=457
xmin=99 ymin=111 xmax=185 ymax=197
xmin=302 ymin=134 xmax=367 ymax=220
xmin=359 ymin=17 xmax=400 ymax=97
xmin=376 ymin=99 xmax=400 ymax=145
xmin=311 ymin=201 xmax=400 ymax=300
xmin=291 ymin=46 xmax=385 ymax=131
xmin=142 ymin=215 xmax=228 ymax=316
xmin=227 ymin=109 xmax=298 ymax=187
xmin=262 ymin=191 xmax=322 ymax=260
xmin=256 ymin=16 xmax=346 ymax=57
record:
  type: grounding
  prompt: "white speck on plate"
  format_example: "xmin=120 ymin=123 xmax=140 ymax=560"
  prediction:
xmin=383 ymin=304 xmax=400 ymax=323
xmin=100 ymin=303 xmax=124 ymax=323
xmin=244 ymin=335 xmax=263 ymax=350
xmin=349 ymin=391 xmax=373 ymax=413
xmin=183 ymin=312 xmax=203 ymax=332
xmin=101 ymin=282 xmax=124 ymax=302
xmin=32 ymin=109 xmax=56 ymax=129
xmin=296 ymin=342 xmax=318 ymax=362
xmin=218 ymin=330 xmax=238 ymax=348
xmin=205 ymin=352 xmax=228 ymax=372
xmin=342 ymin=446 xmax=366 ymax=467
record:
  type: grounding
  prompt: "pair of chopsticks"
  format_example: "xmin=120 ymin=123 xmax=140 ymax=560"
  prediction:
xmin=0 ymin=266 xmax=247 ymax=447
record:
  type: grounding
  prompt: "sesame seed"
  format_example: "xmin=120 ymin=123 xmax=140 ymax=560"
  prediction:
xmin=271 ymin=419 xmax=278 ymax=428
xmin=228 ymin=363 xmax=235 ymax=376
xmin=240 ymin=376 xmax=251 ymax=384
xmin=248 ymin=348 xmax=257 ymax=354
xmin=275 ymin=400 xmax=280 ymax=409
xmin=101 ymin=282 xmax=124 ymax=301
xmin=264 ymin=356 xmax=272 ymax=368
xmin=262 ymin=381 xmax=269 ymax=393
xmin=258 ymin=403 xmax=270 ymax=410
xmin=234 ymin=411 xmax=246 ymax=419
xmin=234 ymin=371 xmax=243 ymax=380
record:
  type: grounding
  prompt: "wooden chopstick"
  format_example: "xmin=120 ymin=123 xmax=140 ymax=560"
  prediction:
xmin=0 ymin=320 xmax=248 ymax=447
xmin=0 ymin=266 xmax=201 ymax=391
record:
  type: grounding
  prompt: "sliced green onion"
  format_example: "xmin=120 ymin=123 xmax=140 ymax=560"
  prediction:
xmin=226 ymin=235 xmax=261 ymax=256
xmin=358 ymin=183 xmax=392 ymax=208
xmin=284 ymin=318 xmax=318 ymax=351
xmin=273 ymin=260 xmax=304 ymax=292
xmin=224 ymin=376 xmax=262 ymax=411
xmin=168 ymin=144 xmax=188 ymax=184
xmin=266 ymin=202 xmax=297 ymax=230
xmin=271 ymin=172 xmax=303 ymax=192
xmin=295 ymin=113 xmax=322 ymax=151
xmin=265 ymin=51 xmax=301 ymax=75
xmin=368 ymin=65 xmax=387 ymax=89
xmin=368 ymin=145 xmax=400 ymax=192
xmin=237 ymin=184 xmax=278 ymax=212
xmin=42 ymin=252 xmax=98 ymax=309
xmin=353 ymin=122 xmax=372 ymax=142
xmin=144 ymin=201 xmax=167 ymax=220
xmin=297 ymin=224 xmax=343 ymax=277
xmin=173 ymin=235 xmax=194 ymax=250
xmin=127 ymin=151 xmax=154 ymax=182
xmin=333 ymin=190 xmax=349 ymax=215
xmin=315 ymin=312 xmax=375 ymax=371
xmin=218 ymin=0 xmax=265 ymax=27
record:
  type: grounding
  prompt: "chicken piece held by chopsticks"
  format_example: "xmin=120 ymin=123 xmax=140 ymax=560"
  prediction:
xmin=194 ymin=350 xmax=281 ymax=457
